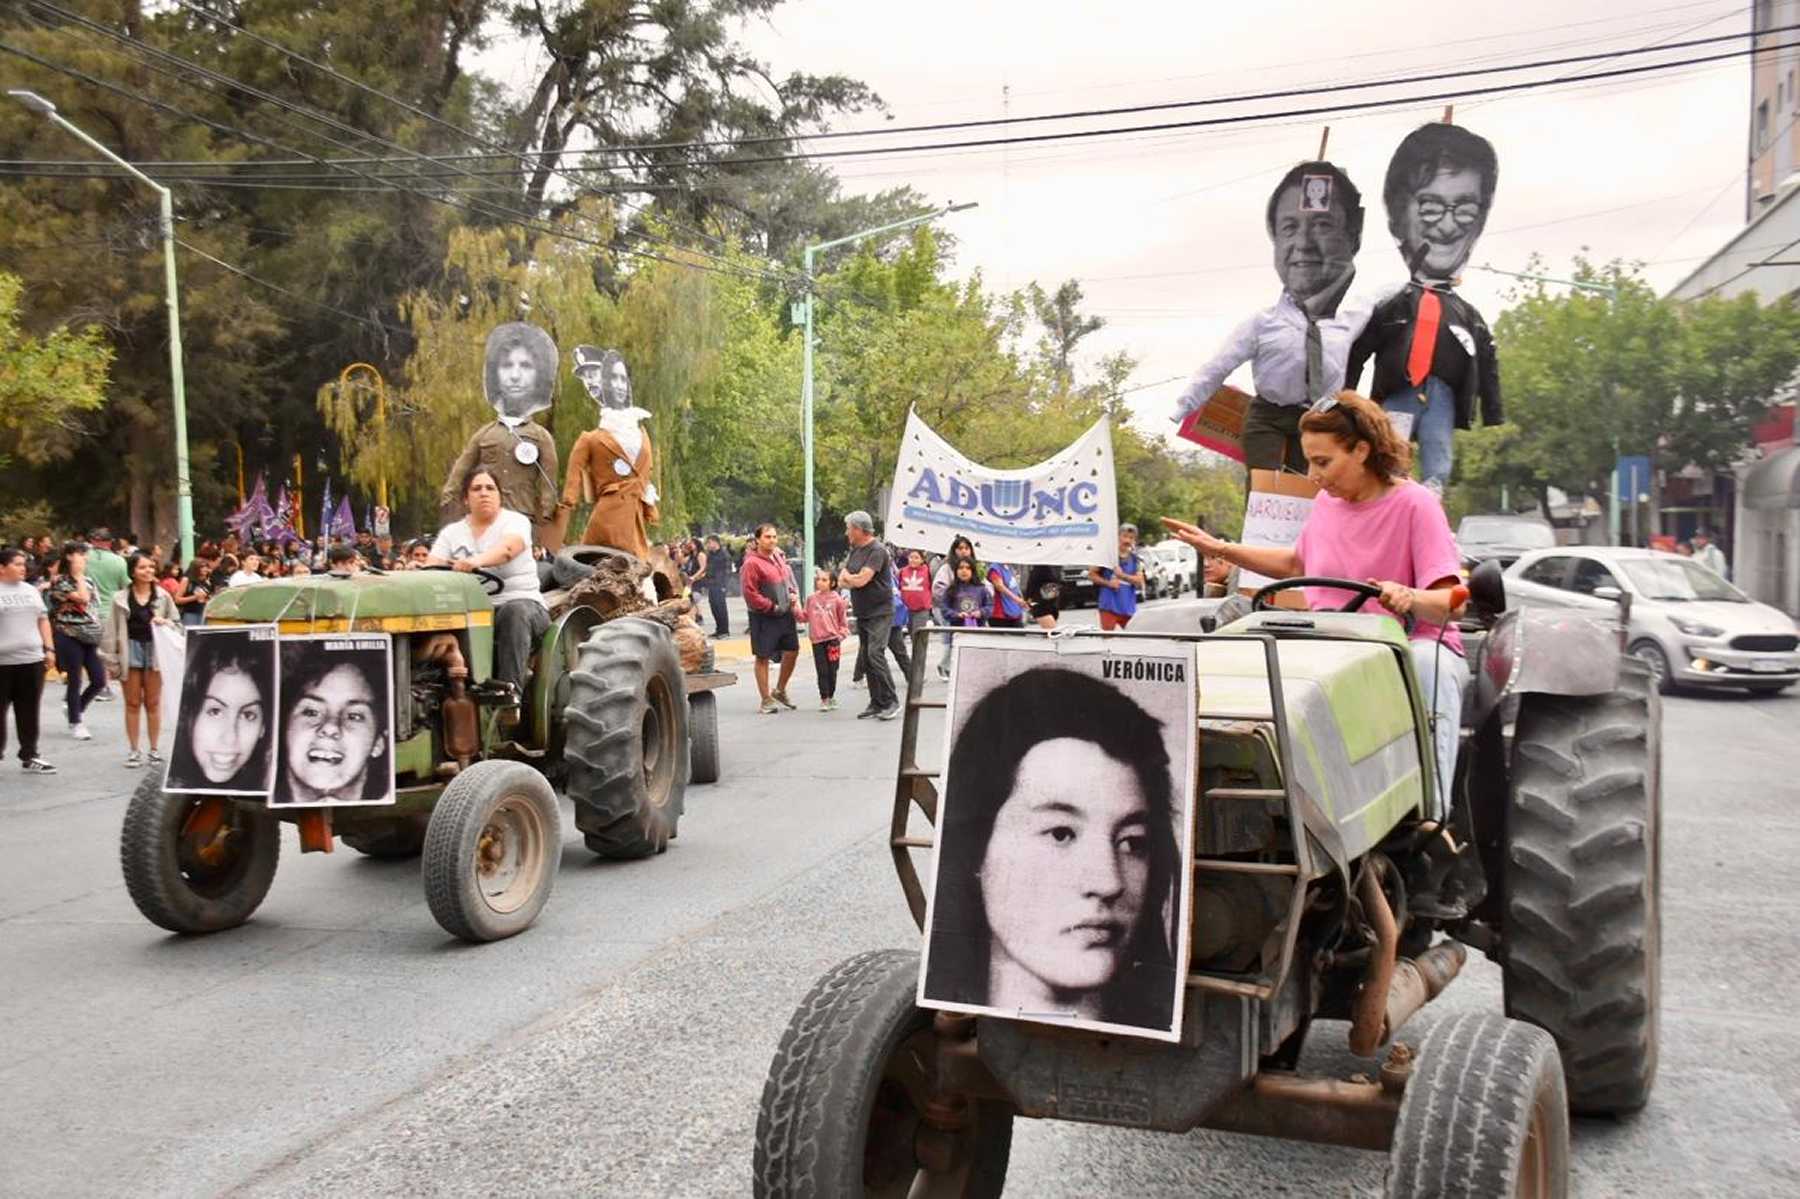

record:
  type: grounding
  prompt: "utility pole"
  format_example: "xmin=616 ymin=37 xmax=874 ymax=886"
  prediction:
xmin=797 ymin=202 xmax=976 ymax=588
xmin=11 ymin=90 xmax=194 ymax=564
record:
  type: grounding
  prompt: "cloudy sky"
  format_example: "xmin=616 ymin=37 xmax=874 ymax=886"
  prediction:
xmin=491 ymin=0 xmax=1766 ymax=435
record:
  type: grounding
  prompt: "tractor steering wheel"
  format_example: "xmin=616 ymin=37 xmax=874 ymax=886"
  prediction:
xmin=421 ymin=563 xmax=507 ymax=597
xmin=1251 ymin=576 xmax=1388 ymax=614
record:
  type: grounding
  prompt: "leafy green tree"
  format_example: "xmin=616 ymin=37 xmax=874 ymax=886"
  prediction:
xmin=1479 ymin=258 xmax=1800 ymax=532
xmin=0 ymin=270 xmax=113 ymax=470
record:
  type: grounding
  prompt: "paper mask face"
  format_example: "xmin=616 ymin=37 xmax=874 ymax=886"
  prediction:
xmin=483 ymin=322 xmax=558 ymax=425
xmin=571 ymin=345 xmax=632 ymax=411
xmin=1382 ymin=123 xmax=1497 ymax=282
xmin=1269 ymin=174 xmax=1358 ymax=303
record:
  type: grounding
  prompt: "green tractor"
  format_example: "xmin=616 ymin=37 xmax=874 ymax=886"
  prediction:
xmin=119 ymin=560 xmax=733 ymax=943
xmin=754 ymin=565 xmax=1658 ymax=1197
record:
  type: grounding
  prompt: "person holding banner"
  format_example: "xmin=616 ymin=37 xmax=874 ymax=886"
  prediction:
xmin=1161 ymin=392 xmax=1466 ymax=813
xmin=1090 ymin=525 xmax=1147 ymax=631
xmin=1172 ymin=162 xmax=1383 ymax=475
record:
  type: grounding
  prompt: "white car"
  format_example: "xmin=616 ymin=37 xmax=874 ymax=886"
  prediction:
xmin=1141 ymin=540 xmax=1197 ymax=600
xmin=1503 ymin=546 xmax=1800 ymax=694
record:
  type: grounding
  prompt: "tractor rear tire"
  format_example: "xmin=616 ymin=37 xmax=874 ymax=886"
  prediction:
xmin=120 ymin=774 xmax=281 ymax=934
xmin=689 ymin=691 xmax=720 ymax=785
xmin=565 ymin=617 xmax=688 ymax=859
xmin=1503 ymin=655 xmax=1661 ymax=1115
xmin=341 ymin=819 xmax=426 ymax=859
xmin=423 ymin=760 xmax=561 ymax=942
xmin=1385 ymin=1011 xmax=1569 ymax=1198
xmin=754 ymin=949 xmax=1013 ymax=1199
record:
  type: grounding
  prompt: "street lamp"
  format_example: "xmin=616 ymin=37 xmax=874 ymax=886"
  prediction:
xmin=9 ymin=89 xmax=194 ymax=564
xmin=797 ymin=201 xmax=976 ymax=587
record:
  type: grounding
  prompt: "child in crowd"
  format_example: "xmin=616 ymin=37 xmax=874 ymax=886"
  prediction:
xmin=942 ymin=559 xmax=993 ymax=628
xmin=800 ymin=568 xmax=850 ymax=711
xmin=898 ymin=549 xmax=933 ymax=618
xmin=986 ymin=560 xmax=1026 ymax=628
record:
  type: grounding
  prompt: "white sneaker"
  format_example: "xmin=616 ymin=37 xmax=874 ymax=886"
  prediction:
xmin=124 ymin=750 xmax=142 ymax=768
xmin=70 ymin=723 xmax=93 ymax=741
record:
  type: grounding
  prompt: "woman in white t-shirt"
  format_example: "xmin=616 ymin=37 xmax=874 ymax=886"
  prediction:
xmin=428 ymin=467 xmax=549 ymax=693
xmin=0 ymin=546 xmax=58 ymax=773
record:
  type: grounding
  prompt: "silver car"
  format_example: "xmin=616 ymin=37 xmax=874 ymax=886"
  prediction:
xmin=1503 ymin=546 xmax=1800 ymax=694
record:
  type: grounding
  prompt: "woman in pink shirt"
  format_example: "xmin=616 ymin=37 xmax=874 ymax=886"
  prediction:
xmin=1163 ymin=391 xmax=1466 ymax=813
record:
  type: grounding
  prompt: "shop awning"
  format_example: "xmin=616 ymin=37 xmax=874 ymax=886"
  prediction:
xmin=1744 ymin=446 xmax=1800 ymax=510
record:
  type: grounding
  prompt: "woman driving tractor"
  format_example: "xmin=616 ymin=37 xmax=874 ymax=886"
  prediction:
xmin=1163 ymin=390 xmax=1467 ymax=811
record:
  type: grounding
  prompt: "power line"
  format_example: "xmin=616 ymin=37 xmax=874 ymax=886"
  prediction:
xmin=12 ymin=19 xmax=1789 ymax=175
xmin=171 ymin=18 xmax=1791 ymax=161
xmin=161 ymin=0 xmax=745 ymax=263
xmin=0 ymin=39 xmax=798 ymax=290
xmin=21 ymin=0 xmax=776 ymax=284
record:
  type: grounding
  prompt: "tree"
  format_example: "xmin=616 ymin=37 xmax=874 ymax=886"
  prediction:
xmin=501 ymin=0 xmax=879 ymax=223
xmin=1029 ymin=279 xmax=1104 ymax=389
xmin=0 ymin=270 xmax=112 ymax=469
xmin=1478 ymin=257 xmax=1800 ymax=532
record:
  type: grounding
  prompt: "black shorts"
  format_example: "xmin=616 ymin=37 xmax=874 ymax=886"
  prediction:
xmin=748 ymin=611 xmax=799 ymax=661
xmin=1026 ymin=597 xmax=1058 ymax=621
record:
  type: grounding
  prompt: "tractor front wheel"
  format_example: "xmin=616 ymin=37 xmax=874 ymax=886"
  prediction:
xmin=1385 ymin=1011 xmax=1569 ymax=1198
xmin=754 ymin=949 xmax=1013 ymax=1199
xmin=423 ymin=760 xmax=561 ymax=942
xmin=120 ymin=774 xmax=280 ymax=934
xmin=1503 ymin=655 xmax=1661 ymax=1114
xmin=565 ymin=617 xmax=688 ymax=858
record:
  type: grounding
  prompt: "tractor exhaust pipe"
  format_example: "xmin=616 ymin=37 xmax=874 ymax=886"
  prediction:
xmin=1383 ymin=942 xmax=1467 ymax=1040
xmin=1350 ymin=866 xmax=1397 ymax=1056
xmin=1350 ymin=866 xmax=1468 ymax=1054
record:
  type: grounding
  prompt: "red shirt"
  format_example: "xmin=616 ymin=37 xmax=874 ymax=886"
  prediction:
xmin=897 ymin=563 xmax=932 ymax=613
xmin=740 ymin=550 xmax=798 ymax=615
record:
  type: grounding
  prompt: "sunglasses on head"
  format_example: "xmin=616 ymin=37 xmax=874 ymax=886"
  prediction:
xmin=1309 ymin=393 xmax=1369 ymax=442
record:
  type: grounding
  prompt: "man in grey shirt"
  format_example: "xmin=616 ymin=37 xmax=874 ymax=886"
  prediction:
xmin=838 ymin=511 xmax=899 ymax=721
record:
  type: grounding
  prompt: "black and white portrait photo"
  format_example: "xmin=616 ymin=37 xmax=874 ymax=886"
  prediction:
xmin=270 ymin=635 xmax=396 ymax=807
xmin=163 ymin=624 xmax=279 ymax=797
xmin=483 ymin=321 xmax=558 ymax=426
xmin=1382 ymin=122 xmax=1497 ymax=283
xmin=572 ymin=344 xmax=634 ymax=411
xmin=920 ymin=638 xmax=1197 ymax=1041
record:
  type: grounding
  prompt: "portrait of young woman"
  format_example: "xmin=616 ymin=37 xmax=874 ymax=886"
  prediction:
xmin=163 ymin=626 xmax=278 ymax=796
xmin=921 ymin=648 xmax=1196 ymax=1040
xmin=270 ymin=635 xmax=396 ymax=807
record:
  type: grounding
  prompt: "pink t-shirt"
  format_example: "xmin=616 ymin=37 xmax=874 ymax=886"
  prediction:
xmin=1293 ymin=479 xmax=1464 ymax=654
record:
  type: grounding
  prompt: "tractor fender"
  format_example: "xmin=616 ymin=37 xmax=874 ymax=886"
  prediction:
xmin=1467 ymin=606 xmax=1621 ymax=730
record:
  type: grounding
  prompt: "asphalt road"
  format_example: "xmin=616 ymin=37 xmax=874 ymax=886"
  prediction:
xmin=4 ymin=599 xmax=1798 ymax=1198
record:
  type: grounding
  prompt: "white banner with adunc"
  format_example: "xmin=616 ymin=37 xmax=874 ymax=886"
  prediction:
xmin=882 ymin=410 xmax=1119 ymax=567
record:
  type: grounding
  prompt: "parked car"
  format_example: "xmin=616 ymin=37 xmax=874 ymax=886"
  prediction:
xmin=1140 ymin=549 xmax=1175 ymax=600
xmin=1058 ymin=564 xmax=1098 ymax=608
xmin=1455 ymin=513 xmax=1557 ymax=573
xmin=1142 ymin=539 xmax=1198 ymax=599
xmin=1503 ymin=546 xmax=1800 ymax=694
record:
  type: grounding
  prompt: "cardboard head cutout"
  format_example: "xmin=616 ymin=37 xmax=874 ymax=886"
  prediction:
xmin=572 ymin=345 xmax=632 ymax=411
xmin=483 ymin=323 xmax=558 ymax=426
xmin=1263 ymin=161 xmax=1364 ymax=304
xmin=1382 ymin=123 xmax=1498 ymax=282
